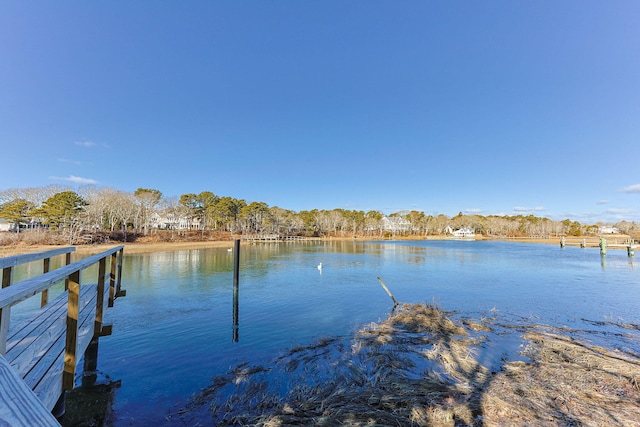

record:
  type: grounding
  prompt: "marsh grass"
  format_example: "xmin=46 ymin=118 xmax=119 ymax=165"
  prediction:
xmin=483 ymin=331 xmax=640 ymax=426
xmin=175 ymin=303 xmax=640 ymax=426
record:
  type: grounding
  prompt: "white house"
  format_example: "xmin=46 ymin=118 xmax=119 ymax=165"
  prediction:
xmin=0 ymin=218 xmax=15 ymax=232
xmin=149 ymin=212 xmax=202 ymax=230
xmin=381 ymin=216 xmax=412 ymax=233
xmin=599 ymin=226 xmax=620 ymax=234
xmin=445 ymin=226 xmax=476 ymax=238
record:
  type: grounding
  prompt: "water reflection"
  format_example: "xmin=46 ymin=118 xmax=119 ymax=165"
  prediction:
xmin=53 ymin=241 xmax=640 ymax=426
xmin=62 ymin=379 xmax=120 ymax=427
xmin=233 ymin=239 xmax=240 ymax=343
xmin=232 ymin=287 xmax=239 ymax=343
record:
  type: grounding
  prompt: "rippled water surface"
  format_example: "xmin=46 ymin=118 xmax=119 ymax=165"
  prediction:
xmin=10 ymin=240 xmax=640 ymax=425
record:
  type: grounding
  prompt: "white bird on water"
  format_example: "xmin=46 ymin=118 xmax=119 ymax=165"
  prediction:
xmin=317 ymin=262 xmax=323 ymax=271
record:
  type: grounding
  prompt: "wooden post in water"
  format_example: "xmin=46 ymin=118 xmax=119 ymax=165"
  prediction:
xmin=560 ymin=236 xmax=565 ymax=248
xmin=82 ymin=338 xmax=100 ymax=387
xmin=628 ymin=240 xmax=635 ymax=257
xmin=233 ymin=239 xmax=240 ymax=342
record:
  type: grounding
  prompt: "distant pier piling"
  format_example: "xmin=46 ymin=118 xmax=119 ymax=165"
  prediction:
xmin=599 ymin=238 xmax=607 ymax=256
xmin=628 ymin=240 xmax=635 ymax=257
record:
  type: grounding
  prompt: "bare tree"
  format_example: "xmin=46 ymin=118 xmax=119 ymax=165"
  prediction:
xmin=134 ymin=188 xmax=163 ymax=235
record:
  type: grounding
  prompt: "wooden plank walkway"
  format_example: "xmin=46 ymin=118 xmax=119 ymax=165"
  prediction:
xmin=0 ymin=353 xmax=60 ymax=426
xmin=0 ymin=246 xmax=125 ymax=425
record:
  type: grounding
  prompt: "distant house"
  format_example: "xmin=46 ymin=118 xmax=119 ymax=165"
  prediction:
xmin=599 ymin=226 xmax=620 ymax=234
xmin=0 ymin=219 xmax=43 ymax=232
xmin=381 ymin=216 xmax=412 ymax=233
xmin=445 ymin=226 xmax=475 ymax=238
xmin=149 ymin=212 xmax=202 ymax=230
xmin=0 ymin=218 xmax=15 ymax=232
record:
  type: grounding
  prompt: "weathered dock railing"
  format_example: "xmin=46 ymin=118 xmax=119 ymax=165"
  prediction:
xmin=1 ymin=247 xmax=75 ymax=321
xmin=0 ymin=245 xmax=125 ymax=425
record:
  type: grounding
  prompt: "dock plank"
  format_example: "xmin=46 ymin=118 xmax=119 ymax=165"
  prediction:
xmin=7 ymin=286 xmax=96 ymax=378
xmin=23 ymin=288 xmax=98 ymax=409
xmin=0 ymin=354 xmax=60 ymax=426
xmin=6 ymin=284 xmax=100 ymax=411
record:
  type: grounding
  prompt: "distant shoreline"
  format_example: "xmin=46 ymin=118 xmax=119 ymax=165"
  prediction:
xmin=0 ymin=236 xmax=553 ymax=257
xmin=1 ymin=234 xmax=633 ymax=258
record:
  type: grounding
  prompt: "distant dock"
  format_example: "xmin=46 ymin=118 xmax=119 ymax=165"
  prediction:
xmin=560 ymin=236 xmax=636 ymax=256
xmin=240 ymin=234 xmax=321 ymax=243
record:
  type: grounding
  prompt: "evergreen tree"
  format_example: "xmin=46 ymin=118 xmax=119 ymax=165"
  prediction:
xmin=31 ymin=191 xmax=87 ymax=230
xmin=0 ymin=198 xmax=35 ymax=230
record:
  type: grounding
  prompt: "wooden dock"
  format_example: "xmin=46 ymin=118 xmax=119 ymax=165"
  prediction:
xmin=560 ymin=236 xmax=636 ymax=256
xmin=0 ymin=246 xmax=125 ymax=426
xmin=241 ymin=234 xmax=321 ymax=243
xmin=560 ymin=237 xmax=634 ymax=248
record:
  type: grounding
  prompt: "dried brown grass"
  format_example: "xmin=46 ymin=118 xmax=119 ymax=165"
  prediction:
xmin=175 ymin=304 xmax=640 ymax=427
xmin=482 ymin=332 xmax=640 ymax=426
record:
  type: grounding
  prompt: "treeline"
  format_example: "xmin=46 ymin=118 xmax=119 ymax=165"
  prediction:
xmin=0 ymin=185 xmax=637 ymax=245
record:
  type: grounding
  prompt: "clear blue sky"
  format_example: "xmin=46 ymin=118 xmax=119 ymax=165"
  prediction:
xmin=1 ymin=1 xmax=638 ymax=223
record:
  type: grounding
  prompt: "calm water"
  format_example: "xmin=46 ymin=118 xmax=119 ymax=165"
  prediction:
xmin=9 ymin=240 xmax=640 ymax=425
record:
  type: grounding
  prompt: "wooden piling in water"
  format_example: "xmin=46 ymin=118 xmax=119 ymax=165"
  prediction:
xmin=599 ymin=238 xmax=607 ymax=256
xmin=233 ymin=239 xmax=240 ymax=342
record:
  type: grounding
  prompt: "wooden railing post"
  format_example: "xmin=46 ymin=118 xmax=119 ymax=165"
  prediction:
xmin=116 ymin=248 xmax=125 ymax=298
xmin=0 ymin=305 xmax=9 ymax=356
xmin=109 ymin=252 xmax=117 ymax=307
xmin=82 ymin=255 xmax=110 ymax=387
xmin=2 ymin=266 xmax=12 ymax=289
xmin=40 ymin=257 xmax=50 ymax=307
xmin=64 ymin=252 xmax=72 ymax=290
xmin=95 ymin=258 xmax=106 ymax=334
xmin=0 ymin=266 xmax=12 ymax=356
xmin=63 ymin=269 xmax=80 ymax=391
